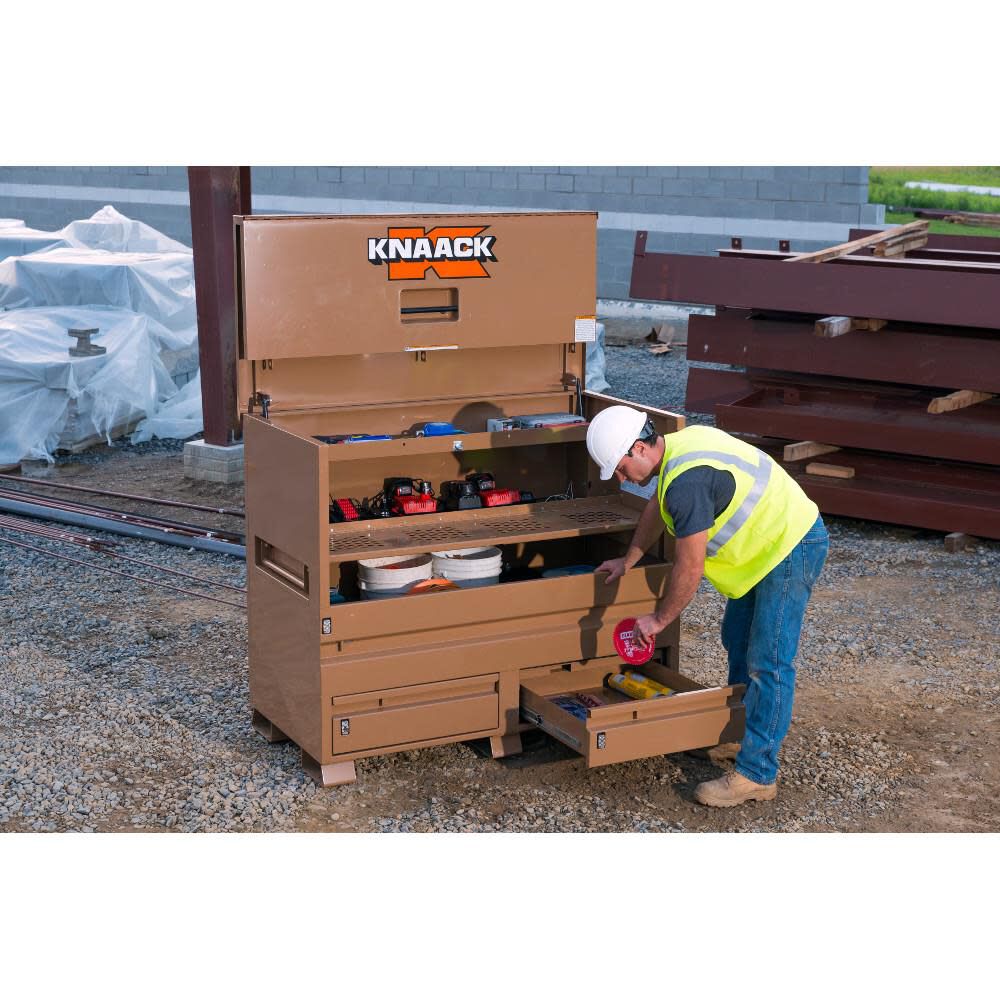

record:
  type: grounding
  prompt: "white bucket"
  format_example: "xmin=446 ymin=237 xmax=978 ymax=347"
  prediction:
xmin=358 ymin=553 xmax=432 ymax=599
xmin=431 ymin=546 xmax=503 ymax=588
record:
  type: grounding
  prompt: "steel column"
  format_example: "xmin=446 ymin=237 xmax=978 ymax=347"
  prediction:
xmin=188 ymin=166 xmax=251 ymax=445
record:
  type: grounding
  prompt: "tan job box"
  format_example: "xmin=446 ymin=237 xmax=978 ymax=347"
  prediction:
xmin=238 ymin=211 xmax=744 ymax=786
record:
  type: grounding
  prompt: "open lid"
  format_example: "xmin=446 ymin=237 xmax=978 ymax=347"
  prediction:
xmin=236 ymin=212 xmax=597 ymax=362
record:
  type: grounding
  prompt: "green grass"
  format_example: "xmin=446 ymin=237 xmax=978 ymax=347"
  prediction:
xmin=869 ymin=166 xmax=1000 ymax=236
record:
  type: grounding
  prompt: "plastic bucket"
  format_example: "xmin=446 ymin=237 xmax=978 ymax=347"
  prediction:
xmin=358 ymin=553 xmax=432 ymax=599
xmin=431 ymin=546 xmax=503 ymax=588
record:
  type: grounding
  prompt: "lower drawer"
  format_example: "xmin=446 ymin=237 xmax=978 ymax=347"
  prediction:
xmin=520 ymin=664 xmax=744 ymax=767
xmin=331 ymin=674 xmax=500 ymax=754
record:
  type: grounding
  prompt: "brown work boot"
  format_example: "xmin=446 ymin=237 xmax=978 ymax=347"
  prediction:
xmin=687 ymin=742 xmax=741 ymax=763
xmin=694 ymin=771 xmax=777 ymax=808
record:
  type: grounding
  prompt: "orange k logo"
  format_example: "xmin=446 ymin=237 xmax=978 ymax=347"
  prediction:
xmin=367 ymin=226 xmax=497 ymax=280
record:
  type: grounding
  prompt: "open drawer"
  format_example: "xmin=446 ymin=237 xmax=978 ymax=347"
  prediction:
xmin=520 ymin=663 xmax=745 ymax=767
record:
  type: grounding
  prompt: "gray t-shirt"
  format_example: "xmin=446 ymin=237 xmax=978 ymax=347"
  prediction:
xmin=664 ymin=466 xmax=736 ymax=538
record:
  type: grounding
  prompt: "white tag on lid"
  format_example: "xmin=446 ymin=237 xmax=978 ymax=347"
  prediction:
xmin=574 ymin=316 xmax=597 ymax=343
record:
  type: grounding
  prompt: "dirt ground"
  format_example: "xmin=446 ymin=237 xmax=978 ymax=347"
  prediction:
xmin=5 ymin=443 xmax=999 ymax=834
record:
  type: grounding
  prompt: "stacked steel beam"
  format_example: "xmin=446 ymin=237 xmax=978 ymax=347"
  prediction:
xmin=629 ymin=229 xmax=1000 ymax=539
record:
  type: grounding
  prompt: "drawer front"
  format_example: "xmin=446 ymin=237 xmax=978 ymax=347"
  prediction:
xmin=331 ymin=674 xmax=499 ymax=754
xmin=520 ymin=666 xmax=745 ymax=767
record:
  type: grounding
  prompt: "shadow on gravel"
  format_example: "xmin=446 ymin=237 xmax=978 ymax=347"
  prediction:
xmin=463 ymin=731 xmax=579 ymax=769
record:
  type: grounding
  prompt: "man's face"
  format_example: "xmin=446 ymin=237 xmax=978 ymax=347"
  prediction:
xmin=613 ymin=439 xmax=658 ymax=485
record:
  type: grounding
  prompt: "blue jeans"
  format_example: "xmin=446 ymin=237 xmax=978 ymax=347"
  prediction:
xmin=721 ymin=515 xmax=828 ymax=785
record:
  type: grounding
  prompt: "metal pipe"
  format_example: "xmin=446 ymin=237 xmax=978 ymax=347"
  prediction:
xmin=0 ymin=535 xmax=247 ymax=610
xmin=0 ymin=496 xmax=245 ymax=557
xmin=0 ymin=487 xmax=244 ymax=544
xmin=0 ymin=473 xmax=245 ymax=517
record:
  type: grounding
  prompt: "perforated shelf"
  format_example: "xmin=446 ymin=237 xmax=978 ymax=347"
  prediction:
xmin=328 ymin=496 xmax=640 ymax=561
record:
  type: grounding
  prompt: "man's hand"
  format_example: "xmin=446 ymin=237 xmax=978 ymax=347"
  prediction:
xmin=632 ymin=612 xmax=668 ymax=649
xmin=595 ymin=557 xmax=630 ymax=584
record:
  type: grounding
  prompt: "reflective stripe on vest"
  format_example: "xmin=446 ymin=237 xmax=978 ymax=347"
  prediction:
xmin=664 ymin=449 xmax=773 ymax=557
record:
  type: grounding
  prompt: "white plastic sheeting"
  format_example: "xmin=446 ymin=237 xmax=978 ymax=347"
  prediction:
xmin=0 ymin=205 xmax=190 ymax=263
xmin=131 ymin=370 xmax=204 ymax=444
xmin=586 ymin=320 xmax=610 ymax=394
xmin=0 ymin=247 xmax=196 ymax=340
xmin=0 ymin=306 xmax=179 ymax=465
xmin=60 ymin=205 xmax=191 ymax=255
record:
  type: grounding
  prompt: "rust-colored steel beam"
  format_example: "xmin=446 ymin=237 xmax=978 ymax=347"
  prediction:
xmin=188 ymin=166 xmax=251 ymax=445
xmin=714 ymin=380 xmax=1000 ymax=466
xmin=717 ymin=247 xmax=1000 ymax=274
xmin=685 ymin=365 xmax=752 ymax=415
xmin=849 ymin=229 xmax=1000 ymax=254
xmin=688 ymin=312 xmax=1000 ymax=393
xmin=630 ymin=249 xmax=1000 ymax=328
xmin=756 ymin=443 xmax=1000 ymax=540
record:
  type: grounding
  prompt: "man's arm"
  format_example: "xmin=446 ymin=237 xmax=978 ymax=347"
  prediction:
xmin=595 ymin=492 xmax=664 ymax=583
xmin=631 ymin=529 xmax=708 ymax=647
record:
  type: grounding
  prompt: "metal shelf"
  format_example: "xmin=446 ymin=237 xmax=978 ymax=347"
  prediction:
xmin=328 ymin=496 xmax=639 ymax=562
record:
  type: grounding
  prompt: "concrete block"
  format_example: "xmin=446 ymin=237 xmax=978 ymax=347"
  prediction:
xmin=860 ymin=202 xmax=885 ymax=224
xmin=573 ymin=174 xmax=603 ymax=194
xmin=662 ymin=178 xmax=696 ymax=197
xmin=773 ymin=166 xmax=810 ymax=181
xmin=588 ymin=167 xmax=619 ymax=176
xmin=678 ymin=166 xmax=711 ymax=179
xmin=602 ymin=176 xmax=631 ymax=195
xmin=341 ymin=167 xmax=365 ymax=183
xmin=825 ymin=182 xmax=865 ymax=203
xmin=807 ymin=166 xmax=843 ymax=181
xmin=600 ymin=278 xmax=629 ymax=300
xmin=757 ymin=180 xmax=792 ymax=200
xmin=413 ymin=169 xmax=440 ymax=186
xmin=292 ymin=166 xmax=318 ymax=183
xmin=689 ymin=178 xmax=724 ymax=198
xmin=491 ymin=171 xmax=519 ymax=190
xmin=464 ymin=171 xmax=492 ymax=189
xmin=183 ymin=440 xmax=244 ymax=485
xmin=742 ymin=166 xmax=776 ymax=181
xmin=773 ymin=202 xmax=809 ymax=221
xmin=723 ymin=179 xmax=757 ymax=199
xmin=633 ymin=176 xmax=662 ymax=196
xmin=709 ymin=166 xmax=743 ymax=180
xmin=364 ymin=167 xmax=389 ymax=185
xmin=517 ymin=173 xmax=545 ymax=191
xmin=387 ymin=168 xmax=414 ymax=185
xmin=545 ymin=174 xmax=574 ymax=193
xmin=617 ymin=166 xmax=647 ymax=177
xmin=647 ymin=166 xmax=679 ymax=178
xmin=790 ymin=181 xmax=825 ymax=202
xmin=807 ymin=202 xmax=860 ymax=223
xmin=843 ymin=166 xmax=869 ymax=184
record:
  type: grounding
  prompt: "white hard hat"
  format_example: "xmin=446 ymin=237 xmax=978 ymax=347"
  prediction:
xmin=586 ymin=404 xmax=649 ymax=480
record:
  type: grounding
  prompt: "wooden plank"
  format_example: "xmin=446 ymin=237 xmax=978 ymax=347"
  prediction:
xmin=814 ymin=316 xmax=888 ymax=338
xmin=805 ymin=462 xmax=855 ymax=479
xmin=785 ymin=221 xmax=928 ymax=264
xmin=927 ymin=389 xmax=995 ymax=415
xmin=783 ymin=441 xmax=841 ymax=462
xmin=875 ymin=236 xmax=930 ymax=258
xmin=944 ymin=531 xmax=977 ymax=553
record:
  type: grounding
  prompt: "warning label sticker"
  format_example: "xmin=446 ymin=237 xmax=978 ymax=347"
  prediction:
xmin=574 ymin=316 xmax=597 ymax=343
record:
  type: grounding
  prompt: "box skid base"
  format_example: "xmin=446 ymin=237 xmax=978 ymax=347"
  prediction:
xmin=302 ymin=750 xmax=358 ymax=788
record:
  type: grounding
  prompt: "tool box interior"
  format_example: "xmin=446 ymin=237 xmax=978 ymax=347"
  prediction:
xmin=238 ymin=211 xmax=745 ymax=786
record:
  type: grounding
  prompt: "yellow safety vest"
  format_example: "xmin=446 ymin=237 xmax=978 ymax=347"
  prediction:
xmin=656 ymin=426 xmax=819 ymax=599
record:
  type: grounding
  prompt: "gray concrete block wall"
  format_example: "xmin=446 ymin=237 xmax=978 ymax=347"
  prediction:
xmin=0 ymin=165 xmax=879 ymax=300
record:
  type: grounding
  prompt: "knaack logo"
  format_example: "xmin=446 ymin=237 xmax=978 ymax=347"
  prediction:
xmin=367 ymin=225 xmax=497 ymax=280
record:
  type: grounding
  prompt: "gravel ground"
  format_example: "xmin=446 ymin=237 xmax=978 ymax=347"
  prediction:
xmin=1 ymin=343 xmax=999 ymax=834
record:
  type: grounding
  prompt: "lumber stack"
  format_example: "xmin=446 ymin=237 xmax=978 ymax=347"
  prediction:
xmin=629 ymin=227 xmax=1000 ymax=539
